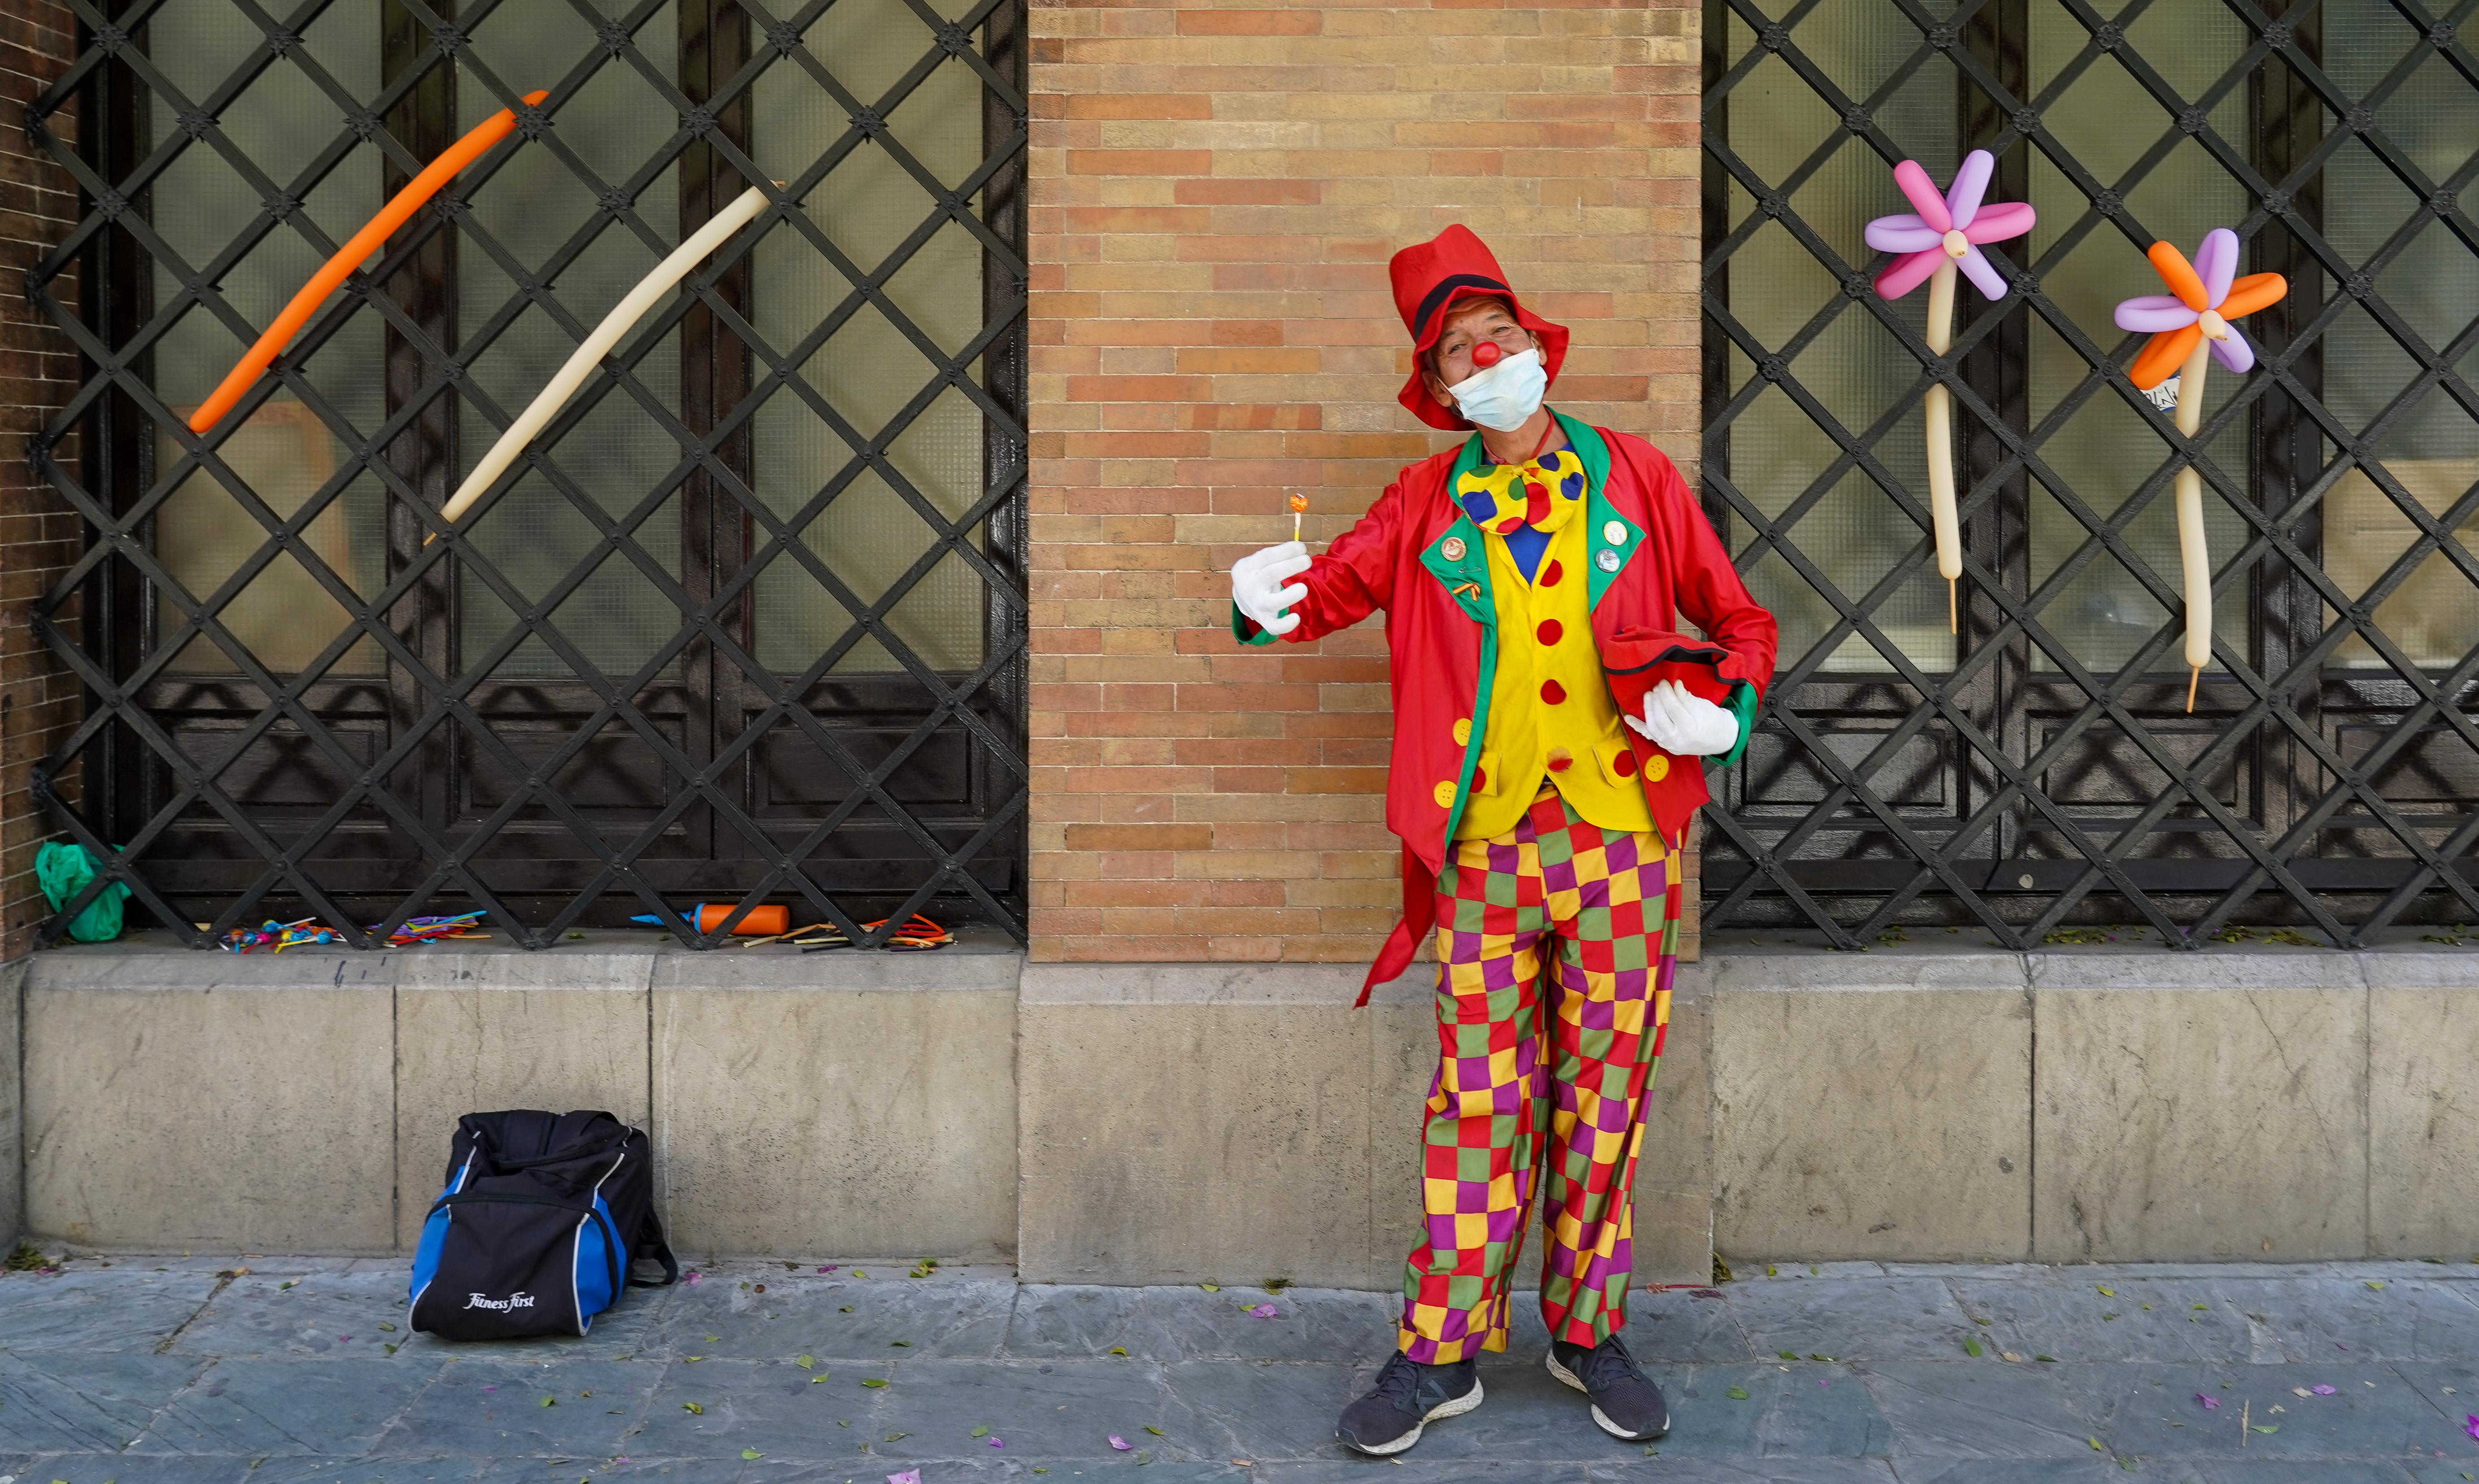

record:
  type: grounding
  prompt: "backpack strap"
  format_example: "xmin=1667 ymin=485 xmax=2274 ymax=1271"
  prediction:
xmin=630 ymin=1205 xmax=680 ymax=1287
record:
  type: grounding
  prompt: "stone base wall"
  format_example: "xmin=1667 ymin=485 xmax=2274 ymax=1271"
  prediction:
xmin=15 ymin=943 xmax=2476 ymax=1274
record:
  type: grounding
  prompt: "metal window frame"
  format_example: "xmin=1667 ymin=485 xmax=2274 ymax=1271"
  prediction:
xmin=1700 ymin=0 xmax=2479 ymax=947
xmin=26 ymin=0 xmax=1033 ymax=950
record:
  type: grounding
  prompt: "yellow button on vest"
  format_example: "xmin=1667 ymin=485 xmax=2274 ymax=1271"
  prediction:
xmin=1453 ymin=718 xmax=1472 ymax=746
xmin=1433 ymin=779 xmax=1458 ymax=808
xmin=1603 ymin=520 xmax=1625 ymax=544
xmin=1644 ymin=754 xmax=1670 ymax=782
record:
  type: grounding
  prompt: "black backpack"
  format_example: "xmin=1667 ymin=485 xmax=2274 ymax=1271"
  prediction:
xmin=407 ymin=1109 xmax=678 ymax=1340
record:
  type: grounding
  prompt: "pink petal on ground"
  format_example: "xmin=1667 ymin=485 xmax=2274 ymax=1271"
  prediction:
xmin=2195 ymin=1393 xmax=2219 ymax=1410
xmin=1110 ymin=1435 xmax=1133 ymax=1451
xmin=2465 ymin=1414 xmax=2479 ymax=1441
xmin=887 ymin=1471 xmax=924 ymax=1484
xmin=482 ymin=1386 xmax=499 ymax=1393
xmin=2338 ymin=1342 xmax=2349 ymax=1349
xmin=818 ymin=1265 xmax=838 ymax=1274
xmin=1894 ymin=160 xmax=1953 ymax=231
xmin=1945 ymin=149 xmax=1995 ymax=228
xmin=990 ymin=1437 xmax=1006 ymax=1448
xmin=2312 ymin=1384 xmax=2337 ymax=1395
xmin=686 ymin=1272 xmax=703 ymax=1285
xmin=1248 ymin=1304 xmax=1280 ymax=1319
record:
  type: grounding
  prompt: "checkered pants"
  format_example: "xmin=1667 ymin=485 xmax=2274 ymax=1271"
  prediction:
xmin=1396 ymin=788 xmax=1677 ymax=1364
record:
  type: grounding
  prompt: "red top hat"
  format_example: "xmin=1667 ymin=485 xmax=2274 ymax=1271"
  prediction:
xmin=1388 ymin=225 xmax=1570 ymax=431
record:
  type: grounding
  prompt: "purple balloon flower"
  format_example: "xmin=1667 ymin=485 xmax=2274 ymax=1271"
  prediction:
xmin=1866 ymin=149 xmax=2035 ymax=302
xmin=2111 ymin=228 xmax=2289 ymax=384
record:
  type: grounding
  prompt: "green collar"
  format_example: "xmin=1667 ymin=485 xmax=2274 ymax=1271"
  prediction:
xmin=1436 ymin=411 xmax=1642 ymax=612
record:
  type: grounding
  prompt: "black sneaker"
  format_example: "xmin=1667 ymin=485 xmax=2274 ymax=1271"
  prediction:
xmin=1335 ymin=1350 xmax=1483 ymax=1456
xmin=1547 ymin=1332 xmax=1670 ymax=1441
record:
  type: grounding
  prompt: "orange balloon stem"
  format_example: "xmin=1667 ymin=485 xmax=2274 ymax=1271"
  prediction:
xmin=186 ymin=90 xmax=551 ymax=434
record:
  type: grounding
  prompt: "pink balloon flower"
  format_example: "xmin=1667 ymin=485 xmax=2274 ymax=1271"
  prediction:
xmin=1866 ymin=149 xmax=2036 ymax=302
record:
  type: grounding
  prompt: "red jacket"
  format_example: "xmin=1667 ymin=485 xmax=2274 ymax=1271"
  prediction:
xmin=1235 ymin=414 xmax=1777 ymax=1001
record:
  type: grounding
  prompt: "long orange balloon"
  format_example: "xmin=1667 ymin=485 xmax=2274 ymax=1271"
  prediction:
xmin=187 ymin=90 xmax=550 ymax=434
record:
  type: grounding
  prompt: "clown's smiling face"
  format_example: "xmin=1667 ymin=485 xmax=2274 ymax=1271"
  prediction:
xmin=1423 ymin=295 xmax=1538 ymax=398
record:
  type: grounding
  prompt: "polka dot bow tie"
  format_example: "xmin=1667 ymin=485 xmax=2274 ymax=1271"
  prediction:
xmin=1454 ymin=448 xmax=1587 ymax=536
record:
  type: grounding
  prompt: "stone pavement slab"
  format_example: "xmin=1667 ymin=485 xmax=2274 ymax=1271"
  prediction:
xmin=3 ymin=1259 xmax=2479 ymax=1482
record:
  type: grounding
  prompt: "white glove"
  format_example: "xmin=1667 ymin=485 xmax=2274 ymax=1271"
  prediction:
xmin=1231 ymin=541 xmax=1311 ymax=637
xmin=1624 ymin=679 xmax=1739 ymax=756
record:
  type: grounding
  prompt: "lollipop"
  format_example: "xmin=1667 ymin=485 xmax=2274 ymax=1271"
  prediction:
xmin=1289 ymin=491 xmax=1307 ymax=542
xmin=1865 ymin=150 xmax=2035 ymax=631
xmin=2112 ymin=228 xmax=2285 ymax=711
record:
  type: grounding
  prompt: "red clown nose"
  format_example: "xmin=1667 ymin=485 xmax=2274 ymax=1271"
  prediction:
xmin=1470 ymin=341 xmax=1503 ymax=369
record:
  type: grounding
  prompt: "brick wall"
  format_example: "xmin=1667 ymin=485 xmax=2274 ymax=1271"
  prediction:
xmin=0 ymin=3 xmax=80 ymax=962
xmin=1025 ymin=0 xmax=1703 ymax=962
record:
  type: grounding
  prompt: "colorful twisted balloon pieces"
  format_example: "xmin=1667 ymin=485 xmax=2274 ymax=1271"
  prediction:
xmin=2113 ymin=229 xmax=2286 ymax=711
xmin=187 ymin=92 xmax=550 ymax=435
xmin=1866 ymin=150 xmax=2035 ymax=632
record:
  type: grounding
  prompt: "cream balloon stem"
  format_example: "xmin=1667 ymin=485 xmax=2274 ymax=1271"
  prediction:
xmin=1923 ymin=257 xmax=1962 ymax=633
xmin=2172 ymin=334 xmax=2213 ymax=713
xmin=430 ymin=184 xmax=773 ymax=540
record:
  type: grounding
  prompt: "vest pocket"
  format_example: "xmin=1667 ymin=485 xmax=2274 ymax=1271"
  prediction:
xmin=1594 ymin=739 xmax=1642 ymax=786
xmin=1471 ymin=749 xmax=1502 ymax=796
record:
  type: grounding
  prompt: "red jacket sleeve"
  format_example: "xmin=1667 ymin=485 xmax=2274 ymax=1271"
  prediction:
xmin=1637 ymin=442 xmax=1777 ymax=700
xmin=1233 ymin=479 xmax=1403 ymax=645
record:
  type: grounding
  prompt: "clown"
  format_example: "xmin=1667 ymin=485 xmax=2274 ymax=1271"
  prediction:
xmin=1228 ymin=227 xmax=1777 ymax=1454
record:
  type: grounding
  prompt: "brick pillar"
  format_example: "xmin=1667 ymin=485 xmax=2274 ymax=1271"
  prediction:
xmin=1 ymin=3 xmax=82 ymax=963
xmin=1025 ymin=0 xmax=1703 ymax=963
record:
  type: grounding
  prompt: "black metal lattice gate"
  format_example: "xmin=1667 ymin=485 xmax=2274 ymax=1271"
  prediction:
xmin=28 ymin=0 xmax=1030 ymax=949
xmin=1701 ymin=0 xmax=2479 ymax=946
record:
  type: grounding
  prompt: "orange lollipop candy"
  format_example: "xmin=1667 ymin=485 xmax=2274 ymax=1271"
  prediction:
xmin=1288 ymin=491 xmax=1307 ymax=542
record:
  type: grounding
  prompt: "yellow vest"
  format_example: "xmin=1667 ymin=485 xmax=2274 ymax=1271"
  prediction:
xmin=1453 ymin=513 xmax=1656 ymax=840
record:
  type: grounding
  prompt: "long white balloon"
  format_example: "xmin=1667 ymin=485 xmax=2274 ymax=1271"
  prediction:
xmin=434 ymin=184 xmax=774 ymax=534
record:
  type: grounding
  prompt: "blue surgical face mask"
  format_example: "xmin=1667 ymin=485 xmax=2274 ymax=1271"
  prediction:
xmin=1446 ymin=347 xmax=1546 ymax=432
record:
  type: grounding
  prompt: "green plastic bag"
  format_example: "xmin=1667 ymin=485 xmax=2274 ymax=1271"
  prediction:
xmin=36 ymin=840 xmax=131 ymax=943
